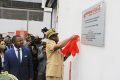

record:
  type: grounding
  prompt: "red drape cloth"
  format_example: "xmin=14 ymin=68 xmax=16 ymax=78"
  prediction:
xmin=61 ymin=35 xmax=80 ymax=57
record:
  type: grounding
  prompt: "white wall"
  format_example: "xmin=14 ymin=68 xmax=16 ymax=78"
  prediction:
xmin=58 ymin=0 xmax=120 ymax=80
xmin=0 ymin=12 xmax=51 ymax=37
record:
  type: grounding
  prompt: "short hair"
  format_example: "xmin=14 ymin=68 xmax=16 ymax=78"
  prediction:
xmin=41 ymin=27 xmax=48 ymax=33
xmin=6 ymin=35 xmax=11 ymax=38
xmin=12 ymin=35 xmax=21 ymax=43
xmin=0 ymin=34 xmax=4 ymax=39
xmin=4 ymin=37 xmax=10 ymax=42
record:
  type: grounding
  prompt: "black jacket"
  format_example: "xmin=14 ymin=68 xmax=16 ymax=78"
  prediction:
xmin=37 ymin=45 xmax=47 ymax=80
xmin=4 ymin=47 xmax=33 ymax=80
xmin=0 ymin=56 xmax=2 ymax=72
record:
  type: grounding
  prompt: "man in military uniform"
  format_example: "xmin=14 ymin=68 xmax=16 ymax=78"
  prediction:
xmin=45 ymin=28 xmax=78 ymax=80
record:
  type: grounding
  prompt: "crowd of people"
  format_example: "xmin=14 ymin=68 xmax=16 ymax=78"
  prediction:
xmin=0 ymin=27 xmax=78 ymax=80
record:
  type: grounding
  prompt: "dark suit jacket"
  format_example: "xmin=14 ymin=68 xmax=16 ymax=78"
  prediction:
xmin=4 ymin=45 xmax=13 ymax=52
xmin=0 ymin=56 xmax=2 ymax=72
xmin=4 ymin=47 xmax=33 ymax=80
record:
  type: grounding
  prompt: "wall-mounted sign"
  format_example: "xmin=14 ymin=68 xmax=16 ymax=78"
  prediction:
xmin=81 ymin=1 xmax=105 ymax=47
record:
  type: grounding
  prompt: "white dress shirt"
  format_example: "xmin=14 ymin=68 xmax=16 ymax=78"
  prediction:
xmin=0 ymin=54 xmax=4 ymax=67
xmin=13 ymin=46 xmax=22 ymax=62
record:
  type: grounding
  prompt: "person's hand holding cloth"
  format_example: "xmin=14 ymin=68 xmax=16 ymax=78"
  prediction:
xmin=61 ymin=35 xmax=80 ymax=57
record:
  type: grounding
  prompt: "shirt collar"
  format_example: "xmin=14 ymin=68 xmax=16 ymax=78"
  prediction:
xmin=13 ymin=45 xmax=22 ymax=51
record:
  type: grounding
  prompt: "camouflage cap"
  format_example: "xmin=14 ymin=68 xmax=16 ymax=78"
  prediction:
xmin=0 ymin=71 xmax=18 ymax=80
xmin=0 ymin=44 xmax=5 ymax=50
xmin=46 ymin=28 xmax=58 ymax=39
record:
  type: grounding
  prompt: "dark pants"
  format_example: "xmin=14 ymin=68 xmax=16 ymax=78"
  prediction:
xmin=33 ymin=71 xmax=38 ymax=80
xmin=37 ymin=73 xmax=46 ymax=80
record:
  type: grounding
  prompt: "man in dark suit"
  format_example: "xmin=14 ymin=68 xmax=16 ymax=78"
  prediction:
xmin=4 ymin=36 xmax=13 ymax=51
xmin=4 ymin=35 xmax=33 ymax=80
xmin=0 ymin=56 xmax=2 ymax=73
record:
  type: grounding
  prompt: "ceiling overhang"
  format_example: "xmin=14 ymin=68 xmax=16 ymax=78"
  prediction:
xmin=45 ymin=0 xmax=57 ymax=8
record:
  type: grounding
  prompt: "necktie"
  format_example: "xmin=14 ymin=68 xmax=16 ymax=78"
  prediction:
xmin=8 ymin=46 xmax=10 ymax=49
xmin=17 ymin=49 xmax=21 ymax=63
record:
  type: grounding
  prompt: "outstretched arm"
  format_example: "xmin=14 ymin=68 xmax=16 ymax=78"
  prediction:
xmin=53 ymin=35 xmax=78 ymax=51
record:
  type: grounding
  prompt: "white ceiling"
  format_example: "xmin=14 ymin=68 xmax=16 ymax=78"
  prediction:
xmin=13 ymin=0 xmax=42 ymax=3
